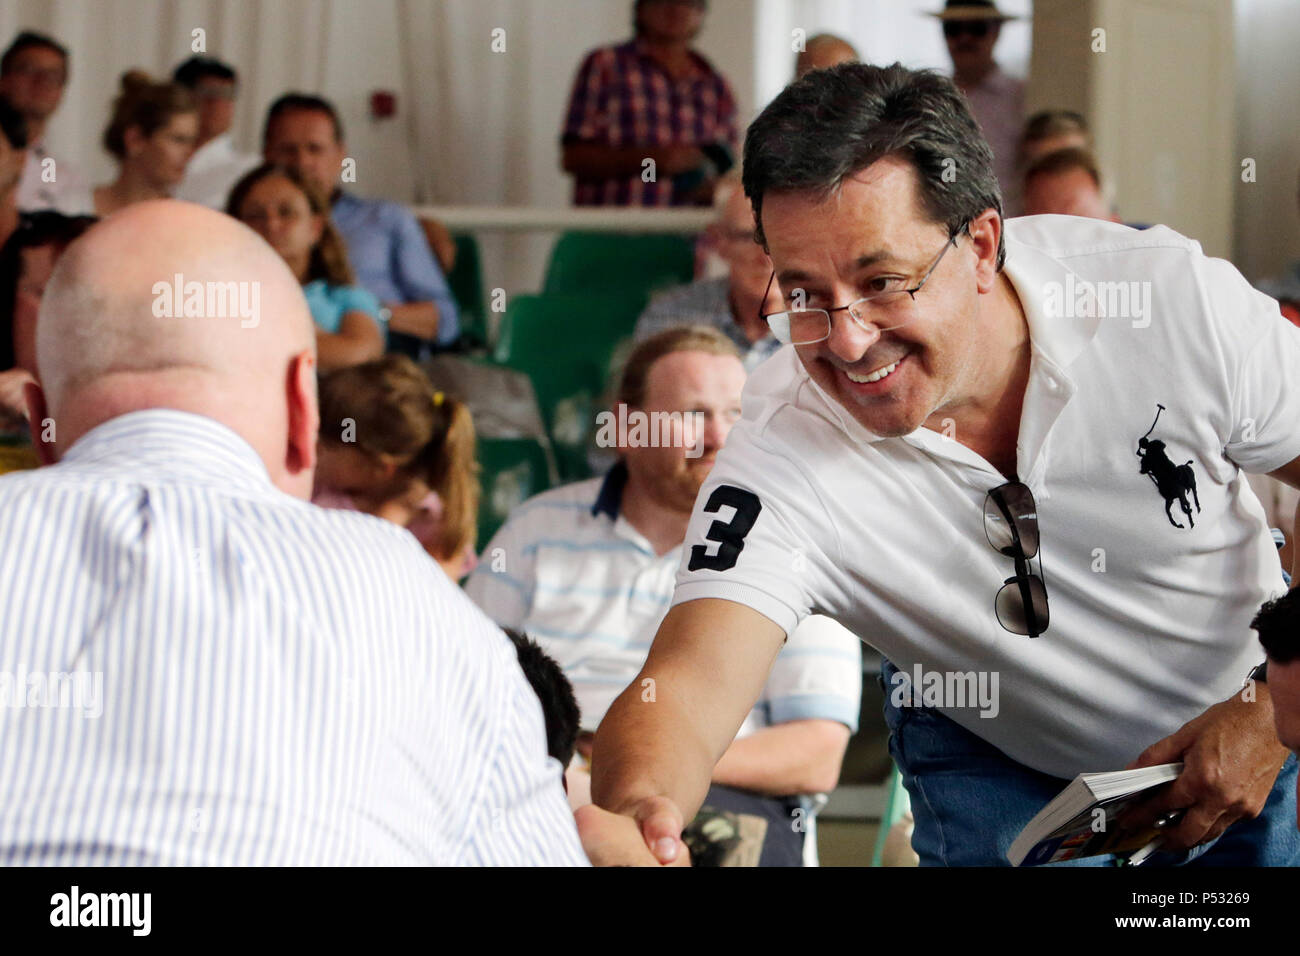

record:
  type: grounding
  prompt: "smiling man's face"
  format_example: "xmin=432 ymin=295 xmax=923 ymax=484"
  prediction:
xmin=760 ymin=156 xmax=989 ymax=438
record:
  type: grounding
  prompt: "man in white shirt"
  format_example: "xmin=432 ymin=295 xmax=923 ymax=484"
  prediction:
xmin=171 ymin=56 xmax=260 ymax=210
xmin=467 ymin=326 xmax=862 ymax=866
xmin=0 ymin=199 xmax=597 ymax=865
xmin=0 ymin=31 xmax=92 ymax=215
xmin=591 ymin=63 xmax=1300 ymax=866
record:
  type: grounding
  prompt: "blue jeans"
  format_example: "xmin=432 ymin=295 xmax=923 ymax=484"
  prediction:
xmin=880 ymin=659 xmax=1300 ymax=867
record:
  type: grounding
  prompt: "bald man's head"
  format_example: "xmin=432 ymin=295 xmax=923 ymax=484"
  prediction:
xmin=795 ymin=35 xmax=859 ymax=79
xmin=31 ymin=200 xmax=320 ymax=497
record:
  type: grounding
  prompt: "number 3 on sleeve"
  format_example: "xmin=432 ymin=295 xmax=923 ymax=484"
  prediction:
xmin=687 ymin=485 xmax=762 ymax=572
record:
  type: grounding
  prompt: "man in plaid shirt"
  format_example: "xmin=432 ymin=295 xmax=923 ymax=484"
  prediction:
xmin=561 ymin=0 xmax=739 ymax=207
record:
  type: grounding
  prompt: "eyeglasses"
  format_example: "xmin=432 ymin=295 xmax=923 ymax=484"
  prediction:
xmin=984 ymin=481 xmax=1049 ymax=637
xmin=944 ymin=20 xmax=993 ymax=39
xmin=759 ymin=221 xmax=968 ymax=346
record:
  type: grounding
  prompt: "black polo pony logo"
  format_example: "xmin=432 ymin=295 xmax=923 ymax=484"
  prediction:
xmin=1136 ymin=404 xmax=1200 ymax=529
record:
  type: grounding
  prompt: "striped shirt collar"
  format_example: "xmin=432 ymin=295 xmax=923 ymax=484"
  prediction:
xmin=61 ymin=408 xmax=273 ymax=491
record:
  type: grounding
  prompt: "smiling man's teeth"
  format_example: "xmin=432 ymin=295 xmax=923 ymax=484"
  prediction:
xmin=845 ymin=360 xmax=899 ymax=384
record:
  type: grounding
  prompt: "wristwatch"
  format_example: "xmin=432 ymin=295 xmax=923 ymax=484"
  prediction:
xmin=1247 ymin=660 xmax=1269 ymax=685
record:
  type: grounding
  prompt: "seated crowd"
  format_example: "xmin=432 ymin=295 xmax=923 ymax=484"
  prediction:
xmin=0 ymin=4 xmax=1298 ymax=870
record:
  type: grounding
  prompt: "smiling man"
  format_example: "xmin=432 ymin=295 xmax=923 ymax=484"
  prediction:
xmin=590 ymin=63 xmax=1300 ymax=867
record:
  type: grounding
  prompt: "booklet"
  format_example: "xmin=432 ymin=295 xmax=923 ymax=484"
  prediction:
xmin=1008 ymin=763 xmax=1183 ymax=866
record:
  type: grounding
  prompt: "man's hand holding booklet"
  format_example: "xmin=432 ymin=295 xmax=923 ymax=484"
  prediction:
xmin=1009 ymin=763 xmax=1184 ymax=866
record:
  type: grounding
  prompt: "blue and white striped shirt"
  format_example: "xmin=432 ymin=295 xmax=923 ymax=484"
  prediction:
xmin=0 ymin=409 xmax=586 ymax=866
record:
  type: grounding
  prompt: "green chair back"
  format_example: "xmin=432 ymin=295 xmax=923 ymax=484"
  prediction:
xmin=492 ymin=292 xmax=646 ymax=481
xmin=543 ymin=231 xmax=695 ymax=299
xmin=476 ymin=437 xmax=553 ymax=549
xmin=447 ymin=233 xmax=488 ymax=349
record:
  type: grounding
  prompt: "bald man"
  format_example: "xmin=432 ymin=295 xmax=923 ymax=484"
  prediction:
xmin=0 ymin=200 xmax=600 ymax=865
xmin=794 ymin=34 xmax=859 ymax=79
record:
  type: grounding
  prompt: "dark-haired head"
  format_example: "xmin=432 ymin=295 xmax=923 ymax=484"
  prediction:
xmin=0 ymin=31 xmax=68 ymax=78
xmin=262 ymin=92 xmax=343 ymax=149
xmin=1253 ymin=590 xmax=1300 ymax=665
xmin=742 ymin=62 xmax=1004 ymax=270
xmin=502 ymin=629 xmax=581 ymax=768
xmin=171 ymin=55 xmax=237 ymax=89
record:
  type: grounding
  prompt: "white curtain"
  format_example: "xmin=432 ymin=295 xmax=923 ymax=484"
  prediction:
xmin=0 ymin=0 xmax=1032 ymax=295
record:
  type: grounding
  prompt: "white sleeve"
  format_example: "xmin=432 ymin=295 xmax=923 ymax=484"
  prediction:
xmin=672 ymin=419 xmax=842 ymax=636
xmin=762 ymin=615 xmax=863 ymax=731
xmin=1198 ymin=255 xmax=1300 ymax=474
xmin=461 ymin=624 xmax=589 ymax=866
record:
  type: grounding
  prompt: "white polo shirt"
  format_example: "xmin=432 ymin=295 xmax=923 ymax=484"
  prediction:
xmin=465 ymin=465 xmax=862 ymax=735
xmin=674 ymin=215 xmax=1300 ymax=780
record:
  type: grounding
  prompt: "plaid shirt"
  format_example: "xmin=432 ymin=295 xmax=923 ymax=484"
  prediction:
xmin=562 ymin=39 xmax=738 ymax=207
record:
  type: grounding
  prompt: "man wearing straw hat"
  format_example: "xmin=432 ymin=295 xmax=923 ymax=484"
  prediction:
xmin=932 ymin=0 xmax=1025 ymax=210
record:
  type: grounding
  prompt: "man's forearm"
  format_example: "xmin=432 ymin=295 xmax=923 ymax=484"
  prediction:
xmin=386 ymin=301 xmax=439 ymax=341
xmin=590 ymin=678 xmax=717 ymax=821
xmin=710 ymin=720 xmax=849 ymax=797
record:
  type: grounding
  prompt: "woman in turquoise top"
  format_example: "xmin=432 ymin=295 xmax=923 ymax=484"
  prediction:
xmin=227 ymin=163 xmax=386 ymax=370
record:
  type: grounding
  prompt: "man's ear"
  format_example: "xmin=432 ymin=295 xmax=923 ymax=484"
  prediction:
xmin=968 ymin=208 xmax=1003 ymax=294
xmin=285 ymin=349 xmax=318 ymax=485
xmin=23 ymin=379 xmax=57 ymax=467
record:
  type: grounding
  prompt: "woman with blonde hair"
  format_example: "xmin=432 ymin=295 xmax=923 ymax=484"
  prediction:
xmin=228 ymin=163 xmax=385 ymax=370
xmin=94 ymin=70 xmax=198 ymax=216
xmin=314 ymin=354 xmax=480 ymax=581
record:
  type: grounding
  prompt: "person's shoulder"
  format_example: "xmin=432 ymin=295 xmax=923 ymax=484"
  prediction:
xmin=1006 ymin=215 xmax=1202 ymax=262
xmin=687 ymin=47 xmax=733 ymax=88
xmin=498 ymin=477 xmax=604 ymax=531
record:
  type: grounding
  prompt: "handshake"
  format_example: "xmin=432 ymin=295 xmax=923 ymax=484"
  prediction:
xmin=574 ymin=797 xmax=692 ymax=868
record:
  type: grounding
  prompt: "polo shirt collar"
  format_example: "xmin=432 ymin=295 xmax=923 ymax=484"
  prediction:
xmin=591 ymin=459 xmax=629 ymax=519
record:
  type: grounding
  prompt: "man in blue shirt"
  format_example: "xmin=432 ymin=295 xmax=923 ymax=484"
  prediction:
xmin=262 ymin=93 xmax=458 ymax=354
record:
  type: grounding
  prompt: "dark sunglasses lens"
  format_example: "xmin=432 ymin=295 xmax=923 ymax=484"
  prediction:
xmin=983 ymin=483 xmax=1039 ymax=558
xmin=996 ymin=575 xmax=1049 ymax=636
xmin=945 ymin=21 xmax=991 ymax=38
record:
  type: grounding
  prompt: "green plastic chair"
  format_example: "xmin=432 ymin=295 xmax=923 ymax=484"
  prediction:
xmin=446 ymin=233 xmax=488 ymax=349
xmin=543 ymin=232 xmax=696 ymax=299
xmin=476 ymin=437 xmax=553 ymax=548
xmin=871 ymin=762 xmax=913 ymax=866
xmin=492 ymin=292 xmax=647 ymax=481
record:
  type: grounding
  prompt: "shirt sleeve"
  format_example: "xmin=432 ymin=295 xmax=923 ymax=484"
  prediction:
xmin=561 ymin=51 xmax=609 ymax=144
xmin=337 ymin=284 xmax=384 ymax=324
xmin=459 ymin=612 xmax=588 ymax=866
xmin=672 ymin=418 xmax=840 ymax=637
xmin=388 ymin=205 xmax=460 ymax=346
xmin=463 ymin=511 xmax=537 ymax=631
xmin=762 ymin=615 xmax=863 ymax=731
xmin=1199 ymin=255 xmax=1300 ymax=474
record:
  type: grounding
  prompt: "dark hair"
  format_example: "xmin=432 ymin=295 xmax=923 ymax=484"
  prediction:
xmin=226 ymin=163 xmax=354 ymax=286
xmin=0 ymin=95 xmax=27 ymax=150
xmin=0 ymin=211 xmax=97 ymax=369
xmin=1024 ymin=146 xmax=1103 ymax=190
xmin=503 ymin=629 xmax=581 ymax=767
xmin=742 ymin=62 xmax=1005 ymax=269
xmin=0 ymin=31 xmax=68 ymax=78
xmin=102 ymin=71 xmax=196 ymax=160
xmin=1253 ymin=590 xmax=1300 ymax=665
xmin=634 ymin=0 xmax=707 ymax=35
xmin=263 ymin=92 xmax=344 ymax=149
xmin=172 ymin=55 xmax=237 ymax=88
